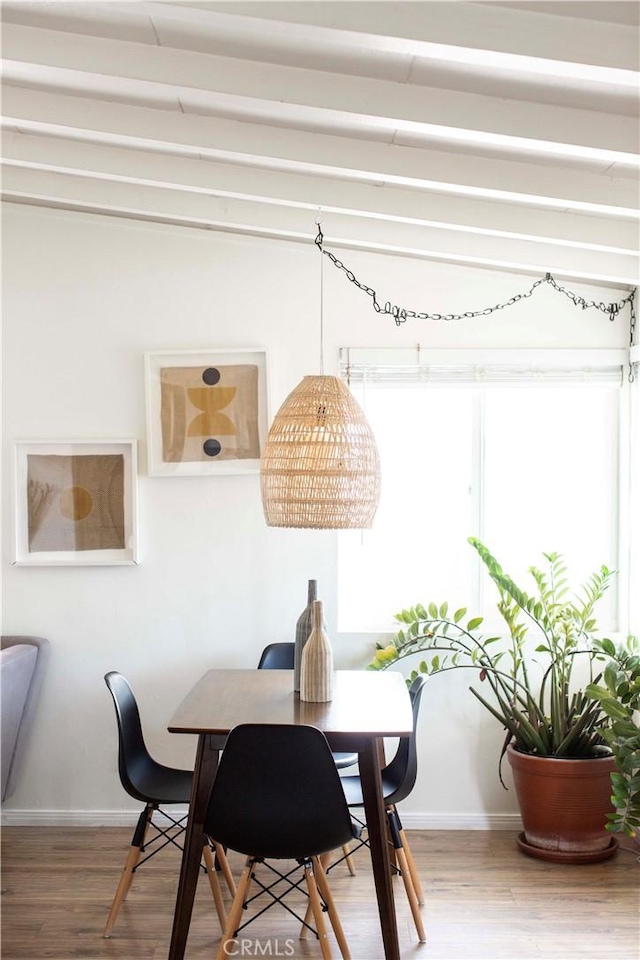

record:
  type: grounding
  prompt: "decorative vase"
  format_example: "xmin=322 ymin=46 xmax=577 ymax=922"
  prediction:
xmin=300 ymin=600 xmax=333 ymax=702
xmin=507 ymin=744 xmax=619 ymax=863
xmin=294 ymin=579 xmax=317 ymax=692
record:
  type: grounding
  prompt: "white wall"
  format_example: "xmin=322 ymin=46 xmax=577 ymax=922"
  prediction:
xmin=1 ymin=203 xmax=628 ymax=826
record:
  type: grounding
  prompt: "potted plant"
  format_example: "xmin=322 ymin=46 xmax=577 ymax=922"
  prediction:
xmin=367 ymin=537 xmax=630 ymax=862
xmin=586 ymin=635 xmax=640 ymax=839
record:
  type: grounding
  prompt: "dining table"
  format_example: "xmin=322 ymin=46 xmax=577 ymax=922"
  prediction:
xmin=166 ymin=667 xmax=414 ymax=960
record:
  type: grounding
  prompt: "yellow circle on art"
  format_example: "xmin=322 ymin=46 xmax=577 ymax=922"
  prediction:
xmin=59 ymin=485 xmax=94 ymax=521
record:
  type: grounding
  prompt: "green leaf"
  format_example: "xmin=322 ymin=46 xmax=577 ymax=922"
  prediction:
xmin=453 ymin=607 xmax=467 ymax=623
xmin=601 ymin=701 xmax=629 ymax=721
xmin=428 ymin=602 xmax=438 ymax=619
xmin=467 ymin=617 xmax=483 ymax=631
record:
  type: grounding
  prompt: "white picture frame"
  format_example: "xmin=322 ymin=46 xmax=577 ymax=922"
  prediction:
xmin=14 ymin=440 xmax=139 ymax=566
xmin=145 ymin=348 xmax=269 ymax=477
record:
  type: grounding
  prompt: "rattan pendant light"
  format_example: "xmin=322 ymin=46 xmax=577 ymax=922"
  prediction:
xmin=260 ymin=226 xmax=381 ymax=529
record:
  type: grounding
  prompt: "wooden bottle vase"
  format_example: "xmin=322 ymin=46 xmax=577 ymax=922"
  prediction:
xmin=300 ymin=600 xmax=333 ymax=702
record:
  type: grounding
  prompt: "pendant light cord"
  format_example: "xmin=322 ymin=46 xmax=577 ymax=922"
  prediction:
xmin=316 ymin=217 xmax=325 ymax=375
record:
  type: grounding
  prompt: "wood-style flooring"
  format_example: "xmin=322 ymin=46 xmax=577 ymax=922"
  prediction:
xmin=1 ymin=827 xmax=638 ymax=960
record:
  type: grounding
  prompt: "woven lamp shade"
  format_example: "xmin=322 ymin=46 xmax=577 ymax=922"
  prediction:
xmin=260 ymin=375 xmax=381 ymax=529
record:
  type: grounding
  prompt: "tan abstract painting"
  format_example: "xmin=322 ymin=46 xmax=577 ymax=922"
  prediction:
xmin=27 ymin=454 xmax=125 ymax=552
xmin=160 ymin=364 xmax=260 ymax=463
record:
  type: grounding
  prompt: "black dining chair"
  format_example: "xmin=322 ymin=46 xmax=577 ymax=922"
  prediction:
xmin=256 ymin=642 xmax=296 ymax=669
xmin=102 ymin=672 xmax=235 ymax=938
xmin=258 ymin=642 xmax=359 ymax=771
xmin=204 ymin=723 xmax=360 ymax=960
xmin=257 ymin=642 xmax=358 ymax=874
xmin=327 ymin=673 xmax=428 ymax=942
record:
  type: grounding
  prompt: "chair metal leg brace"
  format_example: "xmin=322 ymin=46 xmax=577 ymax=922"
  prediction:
xmin=133 ymin=808 xmax=190 ymax=868
xmin=218 ymin=856 xmax=349 ymax=960
xmin=326 ymin=816 xmax=398 ymax=878
xmin=241 ymin=860 xmax=319 ymax=934
xmin=105 ymin=806 xmax=230 ymax=940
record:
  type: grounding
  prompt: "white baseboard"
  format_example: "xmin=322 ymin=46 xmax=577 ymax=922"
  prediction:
xmin=0 ymin=808 xmax=190 ymax=826
xmin=1 ymin=808 xmax=521 ymax=830
xmin=400 ymin=812 xmax=522 ymax=831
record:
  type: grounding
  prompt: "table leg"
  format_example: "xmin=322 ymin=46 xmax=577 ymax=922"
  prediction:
xmin=359 ymin=739 xmax=401 ymax=960
xmin=168 ymin=734 xmax=219 ymax=960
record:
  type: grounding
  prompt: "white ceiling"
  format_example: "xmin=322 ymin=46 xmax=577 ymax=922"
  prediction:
xmin=1 ymin=0 xmax=638 ymax=285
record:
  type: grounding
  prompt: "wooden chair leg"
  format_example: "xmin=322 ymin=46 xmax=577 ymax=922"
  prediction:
xmin=301 ymin=851 xmax=333 ymax=937
xmin=300 ymin=900 xmax=312 ymax=939
xmin=211 ymin=839 xmax=236 ymax=896
xmin=103 ymin=805 xmax=152 ymax=938
xmin=313 ymin=856 xmax=351 ymax=960
xmin=202 ymin=843 xmax=226 ymax=930
xmin=103 ymin=844 xmax=142 ymax=938
xmin=395 ymin=844 xmax=427 ymax=942
xmin=216 ymin=858 xmax=253 ymax=960
xmin=398 ymin=825 xmax=425 ymax=904
xmin=304 ymin=860 xmax=334 ymax=960
xmin=387 ymin=807 xmax=426 ymax=943
xmin=340 ymin=843 xmax=357 ymax=876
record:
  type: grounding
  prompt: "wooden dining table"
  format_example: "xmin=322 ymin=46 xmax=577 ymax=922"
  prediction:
xmin=166 ymin=668 xmax=413 ymax=960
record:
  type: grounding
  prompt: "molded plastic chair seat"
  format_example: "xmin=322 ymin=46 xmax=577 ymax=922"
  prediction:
xmin=205 ymin=723 xmax=360 ymax=960
xmin=103 ymin=672 xmax=235 ymax=938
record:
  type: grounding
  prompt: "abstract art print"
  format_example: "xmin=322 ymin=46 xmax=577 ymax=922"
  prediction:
xmin=145 ymin=350 xmax=268 ymax=476
xmin=14 ymin=441 xmax=138 ymax=565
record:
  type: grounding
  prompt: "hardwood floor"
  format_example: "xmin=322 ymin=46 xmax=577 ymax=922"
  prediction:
xmin=1 ymin=827 xmax=638 ymax=960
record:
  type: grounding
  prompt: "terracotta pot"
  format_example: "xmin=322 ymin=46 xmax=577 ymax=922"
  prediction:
xmin=507 ymin=744 xmax=618 ymax=863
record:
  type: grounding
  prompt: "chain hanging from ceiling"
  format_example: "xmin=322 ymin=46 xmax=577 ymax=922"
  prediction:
xmin=314 ymin=228 xmax=637 ymax=370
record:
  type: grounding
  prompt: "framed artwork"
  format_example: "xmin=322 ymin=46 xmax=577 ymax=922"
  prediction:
xmin=14 ymin=441 xmax=138 ymax=566
xmin=145 ymin=349 xmax=269 ymax=477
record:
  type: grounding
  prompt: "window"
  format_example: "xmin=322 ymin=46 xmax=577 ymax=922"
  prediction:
xmin=338 ymin=349 xmax=628 ymax=634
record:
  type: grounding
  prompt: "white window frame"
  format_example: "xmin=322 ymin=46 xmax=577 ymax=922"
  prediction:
xmin=339 ymin=347 xmax=632 ymax=636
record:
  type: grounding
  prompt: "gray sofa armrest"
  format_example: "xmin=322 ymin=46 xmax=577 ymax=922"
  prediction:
xmin=1 ymin=636 xmax=49 ymax=802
